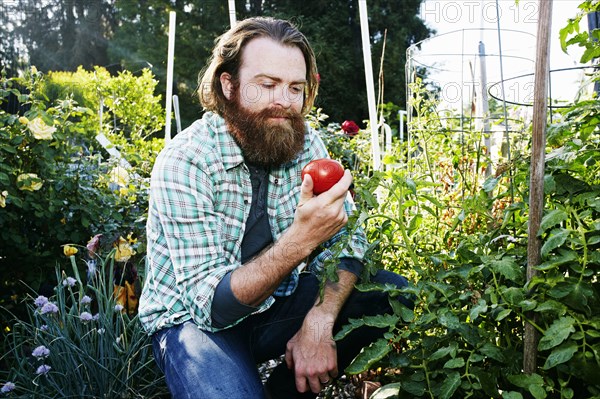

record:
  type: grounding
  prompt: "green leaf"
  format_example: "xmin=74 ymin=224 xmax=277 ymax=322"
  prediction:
xmin=437 ymin=371 xmax=461 ymax=399
xmin=437 ymin=309 xmax=460 ymax=329
xmin=536 ymin=250 xmax=577 ymax=271
xmin=394 ymin=302 xmax=414 ymax=323
xmin=483 ymin=177 xmax=499 ymax=192
xmin=473 ymin=369 xmax=499 ymax=397
xmin=519 ymin=300 xmax=537 ymax=312
xmin=405 ymin=178 xmax=416 ymax=194
xmin=479 ymin=343 xmax=505 ymax=362
xmin=559 ymin=21 xmax=576 ymax=52
xmin=0 ymin=171 xmax=9 ymax=185
xmin=470 ymin=299 xmax=488 ymax=321
xmin=402 ymin=379 xmax=425 ymax=396
xmin=502 ymin=287 xmax=524 ymax=305
xmin=443 ymin=357 xmax=465 ymax=369
xmin=362 ymin=314 xmax=400 ymax=329
xmin=334 ymin=318 xmax=366 ymax=340
xmin=490 ymin=258 xmax=523 ymax=283
xmin=495 ymin=308 xmax=512 ymax=321
xmin=502 ymin=393 xmax=524 ymax=399
xmin=345 ymin=338 xmax=391 ymax=375
xmin=541 ymin=229 xmax=570 ymax=257
xmin=539 ymin=209 xmax=568 ymax=235
xmin=543 ymin=341 xmax=578 ymax=369
xmin=508 ymin=373 xmax=544 ymax=388
xmin=581 ymin=46 xmax=600 ymax=63
xmin=530 ymin=384 xmax=547 ymax=399
xmin=539 ymin=316 xmax=575 ymax=350
xmin=430 ymin=343 xmax=458 ymax=361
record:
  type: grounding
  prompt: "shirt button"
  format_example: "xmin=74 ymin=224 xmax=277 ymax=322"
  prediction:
xmin=274 ymin=178 xmax=279 ymax=184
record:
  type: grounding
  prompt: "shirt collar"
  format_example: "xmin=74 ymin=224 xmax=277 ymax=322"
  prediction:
xmin=204 ymin=112 xmax=245 ymax=170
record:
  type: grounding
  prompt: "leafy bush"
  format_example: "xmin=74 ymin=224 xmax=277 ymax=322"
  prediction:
xmin=329 ymin=90 xmax=599 ymax=398
xmin=0 ymin=249 xmax=167 ymax=398
xmin=316 ymin=3 xmax=600 ymax=395
xmin=0 ymin=67 xmax=164 ymax=329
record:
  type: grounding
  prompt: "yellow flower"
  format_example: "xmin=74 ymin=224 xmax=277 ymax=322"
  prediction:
xmin=18 ymin=116 xmax=29 ymax=125
xmin=16 ymin=174 xmax=43 ymax=191
xmin=126 ymin=232 xmax=137 ymax=245
xmin=114 ymin=236 xmax=136 ymax=263
xmin=0 ymin=191 xmax=7 ymax=208
xmin=63 ymin=245 xmax=78 ymax=257
xmin=27 ymin=117 xmax=56 ymax=140
xmin=31 ymin=66 xmax=38 ymax=75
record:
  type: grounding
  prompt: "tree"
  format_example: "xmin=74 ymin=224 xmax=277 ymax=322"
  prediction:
xmin=110 ymin=0 xmax=231 ymax=131
xmin=239 ymin=0 xmax=431 ymax=123
xmin=1 ymin=0 xmax=116 ymax=73
xmin=109 ymin=0 xmax=431 ymax=129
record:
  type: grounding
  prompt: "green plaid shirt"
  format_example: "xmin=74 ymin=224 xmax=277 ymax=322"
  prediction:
xmin=139 ymin=112 xmax=368 ymax=334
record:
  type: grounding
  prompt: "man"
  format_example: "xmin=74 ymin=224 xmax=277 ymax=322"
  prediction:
xmin=139 ymin=17 xmax=411 ymax=399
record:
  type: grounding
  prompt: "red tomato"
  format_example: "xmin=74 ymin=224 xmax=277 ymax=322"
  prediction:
xmin=301 ymin=159 xmax=344 ymax=195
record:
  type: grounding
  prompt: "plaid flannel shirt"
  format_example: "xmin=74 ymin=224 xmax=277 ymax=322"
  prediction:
xmin=139 ymin=112 xmax=368 ymax=334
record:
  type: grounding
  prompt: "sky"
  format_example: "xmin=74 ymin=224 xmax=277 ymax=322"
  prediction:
xmin=415 ymin=0 xmax=590 ymax=110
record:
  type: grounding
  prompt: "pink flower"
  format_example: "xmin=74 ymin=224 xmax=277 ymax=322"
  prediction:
xmin=86 ymin=234 xmax=102 ymax=257
xmin=341 ymin=120 xmax=360 ymax=137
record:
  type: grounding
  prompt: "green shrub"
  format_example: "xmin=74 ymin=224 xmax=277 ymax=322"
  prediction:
xmin=0 ymin=66 xmax=163 ymax=340
xmin=317 ymin=2 xmax=600 ymax=394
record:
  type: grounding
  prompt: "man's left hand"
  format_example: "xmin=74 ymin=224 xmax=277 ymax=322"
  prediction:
xmin=285 ymin=311 xmax=338 ymax=393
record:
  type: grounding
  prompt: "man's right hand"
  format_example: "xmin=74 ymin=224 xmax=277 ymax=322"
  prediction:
xmin=290 ymin=169 xmax=352 ymax=251
xmin=229 ymin=169 xmax=351 ymax=307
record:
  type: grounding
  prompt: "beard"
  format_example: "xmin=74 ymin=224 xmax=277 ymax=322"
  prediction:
xmin=221 ymin=89 xmax=307 ymax=167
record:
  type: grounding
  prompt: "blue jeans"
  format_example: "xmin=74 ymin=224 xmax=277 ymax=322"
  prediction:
xmin=151 ymin=270 xmax=411 ymax=399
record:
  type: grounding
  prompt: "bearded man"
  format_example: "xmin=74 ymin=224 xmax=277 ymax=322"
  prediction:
xmin=139 ymin=17 xmax=411 ymax=399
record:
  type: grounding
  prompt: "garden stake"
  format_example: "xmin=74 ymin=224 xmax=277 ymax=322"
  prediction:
xmin=524 ymin=0 xmax=553 ymax=375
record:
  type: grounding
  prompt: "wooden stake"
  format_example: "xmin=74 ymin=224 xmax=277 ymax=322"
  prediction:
xmin=524 ymin=0 xmax=553 ymax=374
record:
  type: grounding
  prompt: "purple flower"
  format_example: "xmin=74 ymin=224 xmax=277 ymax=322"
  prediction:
xmin=80 ymin=295 xmax=92 ymax=305
xmin=80 ymin=312 xmax=93 ymax=322
xmin=40 ymin=302 xmax=58 ymax=314
xmin=34 ymin=295 xmax=48 ymax=307
xmin=40 ymin=325 xmax=48 ymax=331
xmin=35 ymin=364 xmax=51 ymax=375
xmin=1 ymin=381 xmax=16 ymax=393
xmin=93 ymin=313 xmax=100 ymax=321
xmin=32 ymin=345 xmax=50 ymax=359
xmin=62 ymin=277 xmax=77 ymax=287
xmin=114 ymin=304 xmax=124 ymax=312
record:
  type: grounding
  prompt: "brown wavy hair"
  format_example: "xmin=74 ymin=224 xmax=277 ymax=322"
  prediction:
xmin=197 ymin=17 xmax=319 ymax=116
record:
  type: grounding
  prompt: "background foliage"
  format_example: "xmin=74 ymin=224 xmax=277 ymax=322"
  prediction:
xmin=1 ymin=1 xmax=599 ymax=398
xmin=0 ymin=0 xmax=431 ymax=128
xmin=1 ymin=249 xmax=167 ymax=398
xmin=317 ymin=3 xmax=600 ymax=396
xmin=0 ymin=68 xmax=163 ymax=348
